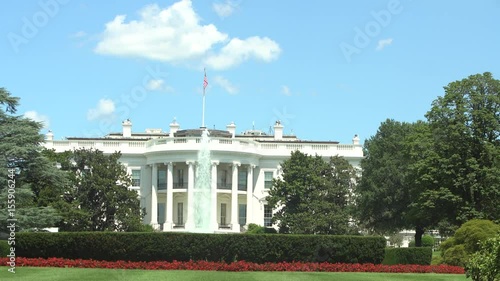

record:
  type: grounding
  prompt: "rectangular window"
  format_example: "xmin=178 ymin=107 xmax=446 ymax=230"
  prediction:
xmin=264 ymin=204 xmax=272 ymax=227
xmin=264 ymin=171 xmax=273 ymax=189
xmin=177 ymin=202 xmax=184 ymax=226
xmin=158 ymin=169 xmax=167 ymax=190
xmin=221 ymin=170 xmax=227 ymax=186
xmin=175 ymin=169 xmax=184 ymax=188
xmin=238 ymin=170 xmax=247 ymax=191
xmin=239 ymin=204 xmax=247 ymax=226
xmin=131 ymin=169 xmax=141 ymax=186
xmin=220 ymin=203 xmax=227 ymax=226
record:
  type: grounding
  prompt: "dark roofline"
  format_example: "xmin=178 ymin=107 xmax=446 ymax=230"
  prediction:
xmin=60 ymin=137 xmax=340 ymax=144
xmin=174 ymin=129 xmax=231 ymax=138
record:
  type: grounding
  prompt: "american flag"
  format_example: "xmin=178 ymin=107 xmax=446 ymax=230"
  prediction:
xmin=203 ymin=69 xmax=208 ymax=90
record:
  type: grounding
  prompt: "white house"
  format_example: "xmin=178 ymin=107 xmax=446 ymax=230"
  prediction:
xmin=44 ymin=119 xmax=363 ymax=233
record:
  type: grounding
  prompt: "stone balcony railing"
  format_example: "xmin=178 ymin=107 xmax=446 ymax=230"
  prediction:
xmin=45 ymin=137 xmax=363 ymax=158
xmin=45 ymin=140 xmax=147 ymax=154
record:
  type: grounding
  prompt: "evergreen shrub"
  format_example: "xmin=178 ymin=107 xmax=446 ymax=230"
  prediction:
xmin=383 ymin=247 xmax=432 ymax=265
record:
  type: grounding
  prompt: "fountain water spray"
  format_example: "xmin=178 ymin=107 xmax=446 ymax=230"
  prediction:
xmin=191 ymin=129 xmax=213 ymax=232
xmin=187 ymin=69 xmax=214 ymax=233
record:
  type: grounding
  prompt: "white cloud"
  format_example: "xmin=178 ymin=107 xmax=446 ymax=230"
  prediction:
xmin=205 ymin=36 xmax=281 ymax=70
xmin=87 ymin=99 xmax=115 ymax=121
xmin=95 ymin=1 xmax=228 ymax=62
xmin=213 ymin=1 xmax=237 ymax=18
xmin=95 ymin=0 xmax=281 ymax=70
xmin=376 ymin=38 xmax=393 ymax=51
xmin=281 ymin=85 xmax=291 ymax=96
xmin=24 ymin=111 xmax=50 ymax=128
xmin=214 ymin=75 xmax=238 ymax=94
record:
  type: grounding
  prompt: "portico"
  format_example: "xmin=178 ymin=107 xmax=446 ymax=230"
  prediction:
xmin=147 ymin=161 xmax=256 ymax=232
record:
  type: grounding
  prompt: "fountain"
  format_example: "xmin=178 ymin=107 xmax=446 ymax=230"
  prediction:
xmin=187 ymin=69 xmax=214 ymax=233
xmin=191 ymin=129 xmax=213 ymax=232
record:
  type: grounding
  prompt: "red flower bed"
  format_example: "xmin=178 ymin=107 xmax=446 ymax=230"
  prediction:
xmin=0 ymin=257 xmax=465 ymax=274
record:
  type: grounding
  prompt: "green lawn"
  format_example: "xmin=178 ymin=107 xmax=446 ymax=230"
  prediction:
xmin=0 ymin=267 xmax=467 ymax=281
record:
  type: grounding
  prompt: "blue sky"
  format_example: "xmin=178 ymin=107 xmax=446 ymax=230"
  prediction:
xmin=1 ymin=0 xmax=499 ymax=144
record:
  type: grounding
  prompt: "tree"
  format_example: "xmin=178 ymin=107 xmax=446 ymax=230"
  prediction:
xmin=356 ymin=119 xmax=439 ymax=246
xmin=266 ymin=151 xmax=357 ymax=234
xmin=356 ymin=119 xmax=428 ymax=241
xmin=51 ymin=148 xmax=145 ymax=231
xmin=0 ymin=88 xmax=62 ymax=232
xmin=39 ymin=149 xmax=90 ymax=231
xmin=358 ymin=73 xmax=500 ymax=246
xmin=425 ymin=72 xmax=500 ymax=225
xmin=356 ymin=119 xmax=413 ymax=234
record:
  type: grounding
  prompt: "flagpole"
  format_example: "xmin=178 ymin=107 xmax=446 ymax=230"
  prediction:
xmin=202 ymin=86 xmax=205 ymax=128
xmin=202 ymin=68 xmax=206 ymax=128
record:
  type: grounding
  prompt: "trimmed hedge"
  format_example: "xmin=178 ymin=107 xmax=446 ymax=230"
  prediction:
xmin=0 ymin=240 xmax=9 ymax=257
xmin=16 ymin=232 xmax=386 ymax=264
xmin=383 ymin=247 xmax=432 ymax=265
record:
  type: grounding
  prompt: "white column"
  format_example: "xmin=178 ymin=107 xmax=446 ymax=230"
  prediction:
xmin=185 ymin=161 xmax=195 ymax=230
xmin=231 ymin=162 xmax=240 ymax=231
xmin=150 ymin=163 xmax=159 ymax=229
xmin=210 ymin=161 xmax=219 ymax=231
xmin=246 ymin=165 xmax=255 ymax=226
xmin=163 ymin=162 xmax=173 ymax=231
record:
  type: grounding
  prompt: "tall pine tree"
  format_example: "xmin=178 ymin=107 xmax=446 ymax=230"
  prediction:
xmin=0 ymin=88 xmax=62 ymax=232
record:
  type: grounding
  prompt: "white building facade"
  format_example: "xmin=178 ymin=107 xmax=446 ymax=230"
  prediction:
xmin=44 ymin=120 xmax=363 ymax=233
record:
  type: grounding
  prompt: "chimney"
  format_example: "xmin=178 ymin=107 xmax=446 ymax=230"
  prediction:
xmin=122 ymin=119 xmax=132 ymax=137
xmin=45 ymin=130 xmax=54 ymax=141
xmin=226 ymin=121 xmax=236 ymax=138
xmin=273 ymin=120 xmax=283 ymax=140
xmin=352 ymin=134 xmax=360 ymax=145
xmin=169 ymin=118 xmax=180 ymax=137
